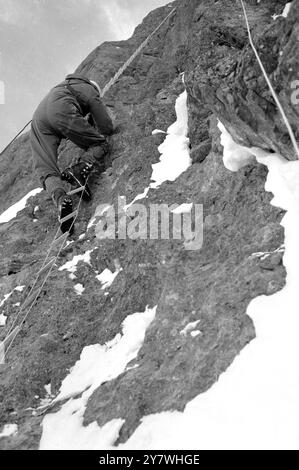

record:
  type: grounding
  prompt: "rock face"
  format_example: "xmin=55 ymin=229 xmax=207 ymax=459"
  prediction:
xmin=0 ymin=0 xmax=297 ymax=449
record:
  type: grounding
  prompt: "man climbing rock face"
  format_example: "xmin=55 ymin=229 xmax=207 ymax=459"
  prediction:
xmin=30 ymin=73 xmax=114 ymax=233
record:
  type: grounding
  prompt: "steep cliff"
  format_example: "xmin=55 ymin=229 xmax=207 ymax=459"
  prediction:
xmin=0 ymin=0 xmax=298 ymax=450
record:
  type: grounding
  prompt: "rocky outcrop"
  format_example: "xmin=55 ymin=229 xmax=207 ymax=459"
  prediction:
xmin=0 ymin=0 xmax=297 ymax=449
xmin=186 ymin=0 xmax=299 ymax=160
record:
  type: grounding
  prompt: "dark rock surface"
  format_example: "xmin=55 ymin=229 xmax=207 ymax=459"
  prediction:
xmin=0 ymin=0 xmax=297 ymax=449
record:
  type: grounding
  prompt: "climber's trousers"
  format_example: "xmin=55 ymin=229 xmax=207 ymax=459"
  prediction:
xmin=44 ymin=176 xmax=66 ymax=198
xmin=30 ymin=119 xmax=62 ymax=186
xmin=31 ymin=127 xmax=109 ymax=189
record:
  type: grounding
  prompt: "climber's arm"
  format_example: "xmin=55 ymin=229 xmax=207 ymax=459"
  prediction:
xmin=88 ymin=93 xmax=114 ymax=136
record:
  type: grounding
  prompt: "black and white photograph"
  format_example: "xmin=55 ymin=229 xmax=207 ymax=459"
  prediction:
xmin=0 ymin=0 xmax=298 ymax=455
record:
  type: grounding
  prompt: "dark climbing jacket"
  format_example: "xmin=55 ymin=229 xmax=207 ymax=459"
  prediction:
xmin=30 ymin=73 xmax=113 ymax=185
xmin=61 ymin=74 xmax=113 ymax=135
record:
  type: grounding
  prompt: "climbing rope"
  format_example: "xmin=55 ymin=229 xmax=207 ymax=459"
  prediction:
xmin=239 ymin=0 xmax=299 ymax=159
xmin=0 ymin=120 xmax=32 ymax=158
xmin=2 ymin=180 xmax=88 ymax=363
xmin=3 ymin=177 xmax=89 ymax=360
xmin=0 ymin=6 xmax=177 ymax=364
xmin=101 ymin=7 xmax=176 ymax=97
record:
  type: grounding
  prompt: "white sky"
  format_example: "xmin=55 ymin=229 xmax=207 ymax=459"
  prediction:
xmin=0 ymin=0 xmax=169 ymax=151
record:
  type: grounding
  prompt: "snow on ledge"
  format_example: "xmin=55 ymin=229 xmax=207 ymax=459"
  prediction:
xmin=151 ymin=90 xmax=191 ymax=188
xmin=96 ymin=268 xmax=122 ymax=290
xmin=180 ymin=319 xmax=201 ymax=336
xmin=109 ymin=144 xmax=299 ymax=450
xmin=45 ymin=138 xmax=298 ymax=451
xmin=122 ymin=90 xmax=191 ymax=210
xmin=272 ymin=2 xmax=292 ymax=20
xmin=74 ymin=283 xmax=85 ymax=296
xmin=171 ymin=203 xmax=193 ymax=214
xmin=59 ymin=250 xmax=94 ymax=274
xmin=40 ymin=306 xmax=157 ymax=450
xmin=0 ymin=423 xmax=18 ymax=438
xmin=152 ymin=129 xmax=166 ymax=135
xmin=39 ymin=121 xmax=299 ymax=448
xmin=0 ymin=285 xmax=27 ymax=327
xmin=0 ymin=188 xmax=42 ymax=224
xmin=218 ymin=121 xmax=255 ymax=171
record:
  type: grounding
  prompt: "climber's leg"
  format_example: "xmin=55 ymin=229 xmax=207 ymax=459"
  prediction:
xmin=60 ymin=142 xmax=110 ymax=202
xmin=43 ymin=175 xmax=65 ymax=197
xmin=30 ymin=111 xmax=75 ymax=233
xmin=61 ymin=162 xmax=93 ymax=202
xmin=30 ymin=119 xmax=62 ymax=189
xmin=56 ymin=106 xmax=109 ymax=201
xmin=51 ymin=187 xmax=74 ymax=234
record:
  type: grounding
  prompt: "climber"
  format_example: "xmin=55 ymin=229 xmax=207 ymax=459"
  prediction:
xmin=30 ymin=73 xmax=114 ymax=233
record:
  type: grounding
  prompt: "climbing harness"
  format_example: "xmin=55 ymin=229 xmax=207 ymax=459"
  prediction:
xmin=0 ymin=6 xmax=177 ymax=364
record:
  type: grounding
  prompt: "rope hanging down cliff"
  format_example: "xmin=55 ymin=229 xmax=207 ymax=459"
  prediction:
xmin=0 ymin=120 xmax=32 ymax=158
xmin=0 ymin=6 xmax=177 ymax=364
xmin=239 ymin=0 xmax=299 ymax=159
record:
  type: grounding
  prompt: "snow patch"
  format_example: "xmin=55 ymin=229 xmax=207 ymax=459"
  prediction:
xmin=0 ymin=292 xmax=13 ymax=308
xmin=124 ymin=188 xmax=150 ymax=211
xmin=87 ymin=217 xmax=96 ymax=230
xmin=190 ymin=330 xmax=201 ymax=338
xmin=0 ymin=424 xmax=18 ymax=438
xmin=0 ymin=286 xmax=25 ymax=325
xmin=0 ymin=188 xmax=42 ymax=224
xmin=14 ymin=285 xmax=25 ymax=292
xmin=180 ymin=320 xmax=201 ymax=336
xmin=106 ymin=146 xmax=299 ymax=450
xmin=171 ymin=203 xmax=193 ymax=214
xmin=0 ymin=313 xmax=7 ymax=327
xmin=59 ymin=250 xmax=94 ymax=275
xmin=151 ymin=91 xmax=191 ymax=187
xmin=74 ymin=284 xmax=85 ymax=296
xmin=88 ymin=204 xmax=111 ymax=230
xmin=40 ymin=306 xmax=157 ymax=449
xmin=124 ymin=90 xmax=191 ymax=210
xmin=45 ymin=142 xmax=299 ymax=450
xmin=152 ymin=129 xmax=166 ymax=135
xmin=250 ymin=245 xmax=285 ymax=261
xmin=0 ymin=285 xmax=26 ymax=312
xmin=272 ymin=2 xmax=291 ymax=20
xmin=96 ymin=268 xmax=122 ymax=290
xmin=218 ymin=121 xmax=255 ymax=171
xmin=44 ymin=384 xmax=52 ymax=395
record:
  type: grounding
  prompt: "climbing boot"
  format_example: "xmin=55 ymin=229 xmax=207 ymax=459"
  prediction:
xmin=52 ymin=189 xmax=74 ymax=234
xmin=61 ymin=162 xmax=93 ymax=202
